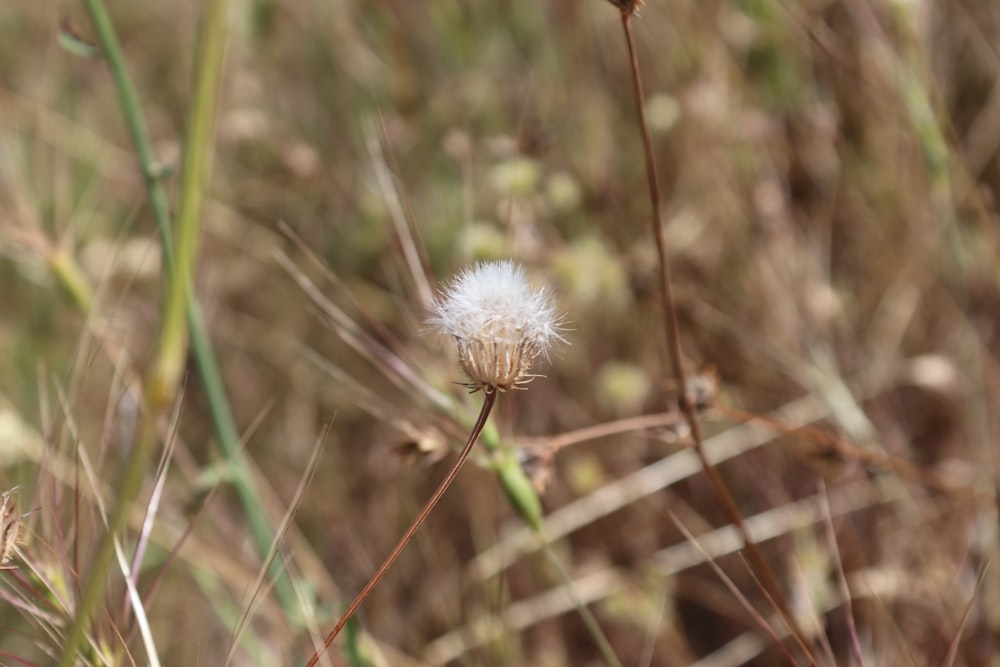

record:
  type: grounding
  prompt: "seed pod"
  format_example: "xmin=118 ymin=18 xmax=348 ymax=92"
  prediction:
xmin=429 ymin=260 xmax=564 ymax=394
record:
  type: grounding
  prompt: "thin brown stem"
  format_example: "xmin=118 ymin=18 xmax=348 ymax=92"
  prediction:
xmin=717 ymin=403 xmax=988 ymax=504
xmin=618 ymin=10 xmax=815 ymax=664
xmin=305 ymin=390 xmax=498 ymax=667
xmin=526 ymin=411 xmax=682 ymax=454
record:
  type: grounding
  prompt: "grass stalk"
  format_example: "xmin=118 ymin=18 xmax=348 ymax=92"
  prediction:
xmin=306 ymin=390 xmax=498 ymax=667
xmin=540 ymin=539 xmax=624 ymax=667
xmin=146 ymin=0 xmax=228 ymax=407
xmin=488 ymin=427 xmax=625 ymax=664
xmin=79 ymin=0 xmax=173 ymax=245
xmin=58 ymin=0 xmax=233 ymax=662
xmin=57 ymin=414 xmax=159 ymax=666
xmin=48 ymin=246 xmax=94 ymax=314
xmin=615 ymin=6 xmax=813 ymax=659
xmin=79 ymin=0 xmax=299 ymax=619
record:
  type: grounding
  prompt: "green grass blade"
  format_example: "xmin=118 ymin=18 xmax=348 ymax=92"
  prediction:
xmin=78 ymin=0 xmax=299 ymax=622
xmin=60 ymin=0 xmax=296 ymax=662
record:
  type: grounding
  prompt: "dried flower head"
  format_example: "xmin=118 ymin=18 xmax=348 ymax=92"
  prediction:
xmin=429 ymin=260 xmax=564 ymax=393
xmin=0 ymin=487 xmax=25 ymax=569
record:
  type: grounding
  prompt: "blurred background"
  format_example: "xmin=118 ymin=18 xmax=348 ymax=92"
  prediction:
xmin=1 ymin=0 xmax=999 ymax=665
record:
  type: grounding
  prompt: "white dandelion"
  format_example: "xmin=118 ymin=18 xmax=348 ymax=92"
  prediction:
xmin=309 ymin=260 xmax=565 ymax=664
xmin=429 ymin=260 xmax=564 ymax=393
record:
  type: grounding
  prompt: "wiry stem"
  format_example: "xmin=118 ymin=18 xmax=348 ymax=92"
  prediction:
xmin=617 ymin=9 xmax=815 ymax=662
xmin=306 ymin=391 xmax=498 ymax=667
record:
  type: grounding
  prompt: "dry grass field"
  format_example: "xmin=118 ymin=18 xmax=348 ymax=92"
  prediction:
xmin=1 ymin=1 xmax=1000 ymax=665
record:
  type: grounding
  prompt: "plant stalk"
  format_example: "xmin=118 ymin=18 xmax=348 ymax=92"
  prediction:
xmin=59 ymin=0 xmax=231 ymax=663
xmin=79 ymin=0 xmax=299 ymax=621
xmin=540 ymin=539 xmax=624 ymax=667
xmin=617 ymin=9 xmax=814 ymax=661
xmin=306 ymin=390 xmax=498 ymax=667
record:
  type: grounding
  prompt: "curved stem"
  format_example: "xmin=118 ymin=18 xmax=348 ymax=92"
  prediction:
xmin=306 ymin=391 xmax=498 ymax=667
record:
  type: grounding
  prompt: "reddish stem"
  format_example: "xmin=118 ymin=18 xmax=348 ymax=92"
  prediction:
xmin=618 ymin=9 xmax=815 ymax=664
xmin=306 ymin=390 xmax=497 ymax=667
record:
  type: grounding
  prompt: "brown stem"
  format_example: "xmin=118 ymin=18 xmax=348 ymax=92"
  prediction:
xmin=528 ymin=411 xmax=683 ymax=453
xmin=618 ymin=10 xmax=816 ymax=664
xmin=717 ymin=403 xmax=988 ymax=504
xmin=306 ymin=390 xmax=497 ymax=667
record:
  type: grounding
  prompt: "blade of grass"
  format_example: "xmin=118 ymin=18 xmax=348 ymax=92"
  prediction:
xmin=539 ymin=539 xmax=624 ymax=667
xmin=227 ymin=421 xmax=331 ymax=666
xmin=670 ymin=513 xmax=803 ymax=667
xmin=818 ymin=482 xmax=866 ymax=667
xmin=58 ymin=0 xmax=235 ymax=662
xmin=78 ymin=0 xmax=299 ymax=621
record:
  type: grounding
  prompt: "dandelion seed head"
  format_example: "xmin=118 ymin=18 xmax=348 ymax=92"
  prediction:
xmin=429 ymin=260 xmax=564 ymax=393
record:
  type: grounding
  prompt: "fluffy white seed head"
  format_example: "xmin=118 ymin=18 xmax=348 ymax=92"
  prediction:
xmin=429 ymin=260 xmax=564 ymax=393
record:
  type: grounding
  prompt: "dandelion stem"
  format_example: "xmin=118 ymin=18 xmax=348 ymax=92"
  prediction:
xmin=306 ymin=390 xmax=498 ymax=667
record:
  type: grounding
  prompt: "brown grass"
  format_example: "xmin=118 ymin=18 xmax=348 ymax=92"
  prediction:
xmin=1 ymin=1 xmax=999 ymax=665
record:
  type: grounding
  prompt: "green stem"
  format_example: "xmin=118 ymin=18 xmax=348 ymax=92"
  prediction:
xmin=540 ymin=539 xmax=623 ymax=667
xmin=147 ymin=0 xmax=227 ymax=406
xmin=62 ymin=0 xmax=299 ymax=661
xmin=80 ymin=0 xmax=173 ymax=265
xmin=79 ymin=0 xmax=298 ymax=626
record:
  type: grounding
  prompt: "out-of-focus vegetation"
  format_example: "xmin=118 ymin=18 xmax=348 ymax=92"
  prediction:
xmin=1 ymin=0 xmax=1000 ymax=665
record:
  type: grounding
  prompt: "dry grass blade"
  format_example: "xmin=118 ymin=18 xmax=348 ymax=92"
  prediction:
xmin=277 ymin=220 xmax=430 ymax=381
xmin=818 ymin=482 xmax=865 ymax=667
xmin=942 ymin=561 xmax=991 ymax=667
xmin=274 ymin=249 xmax=453 ymax=412
xmin=429 ymin=478 xmax=902 ymax=665
xmin=54 ymin=383 xmax=139 ymax=662
xmin=364 ymin=119 xmax=434 ymax=308
xmin=669 ymin=513 xmax=804 ymax=667
xmin=228 ymin=421 xmax=333 ymax=666
xmin=471 ymin=384 xmax=877 ymax=581
xmin=111 ymin=523 xmax=162 ymax=667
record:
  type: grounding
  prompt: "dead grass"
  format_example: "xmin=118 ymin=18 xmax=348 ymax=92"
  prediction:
xmin=1 ymin=0 xmax=999 ymax=665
